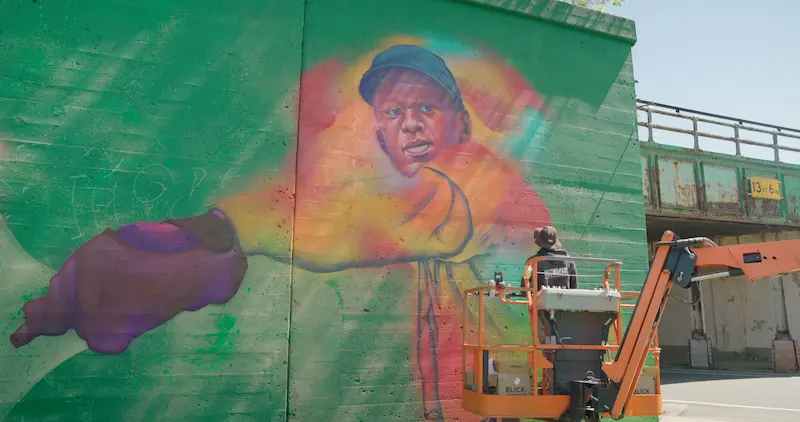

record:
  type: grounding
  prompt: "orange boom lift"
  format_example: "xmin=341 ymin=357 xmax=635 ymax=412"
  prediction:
xmin=461 ymin=230 xmax=800 ymax=421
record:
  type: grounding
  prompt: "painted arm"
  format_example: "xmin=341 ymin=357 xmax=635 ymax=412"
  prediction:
xmin=218 ymin=169 xmax=474 ymax=273
xmin=292 ymin=169 xmax=474 ymax=272
xmin=8 ymin=165 xmax=474 ymax=355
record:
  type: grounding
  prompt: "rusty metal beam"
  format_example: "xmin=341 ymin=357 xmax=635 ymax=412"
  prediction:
xmin=644 ymin=214 xmax=800 ymax=242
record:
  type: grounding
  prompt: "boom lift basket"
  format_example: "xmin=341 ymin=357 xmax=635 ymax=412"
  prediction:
xmin=461 ymin=255 xmax=663 ymax=421
xmin=463 ymin=229 xmax=800 ymax=420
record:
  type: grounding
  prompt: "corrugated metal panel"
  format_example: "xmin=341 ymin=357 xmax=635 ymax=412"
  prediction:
xmin=783 ymin=175 xmax=800 ymax=220
xmin=657 ymin=158 xmax=697 ymax=209
xmin=641 ymin=155 xmax=651 ymax=205
xmin=641 ymin=142 xmax=800 ymax=227
xmin=702 ymin=164 xmax=740 ymax=213
xmin=745 ymin=171 xmax=782 ymax=218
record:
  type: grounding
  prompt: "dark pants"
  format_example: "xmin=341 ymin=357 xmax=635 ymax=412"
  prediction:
xmin=538 ymin=310 xmax=556 ymax=362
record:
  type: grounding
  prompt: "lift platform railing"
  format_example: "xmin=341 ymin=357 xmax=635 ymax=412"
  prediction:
xmin=461 ymin=255 xmax=662 ymax=420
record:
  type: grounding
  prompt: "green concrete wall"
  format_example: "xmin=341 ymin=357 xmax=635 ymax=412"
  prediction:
xmin=0 ymin=0 xmax=647 ymax=421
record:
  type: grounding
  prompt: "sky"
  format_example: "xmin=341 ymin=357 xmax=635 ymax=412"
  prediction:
xmin=604 ymin=0 xmax=799 ymax=163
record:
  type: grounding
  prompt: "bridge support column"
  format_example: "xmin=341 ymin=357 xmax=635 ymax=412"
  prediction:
xmin=688 ymin=284 xmax=713 ymax=369
xmin=770 ymin=275 xmax=799 ymax=372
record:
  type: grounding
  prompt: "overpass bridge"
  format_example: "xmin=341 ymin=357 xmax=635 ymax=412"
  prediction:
xmin=636 ymin=100 xmax=800 ymax=373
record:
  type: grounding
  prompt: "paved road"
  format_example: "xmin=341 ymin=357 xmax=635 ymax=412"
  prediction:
xmin=659 ymin=367 xmax=800 ymax=421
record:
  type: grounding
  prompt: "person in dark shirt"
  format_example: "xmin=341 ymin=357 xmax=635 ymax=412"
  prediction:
xmin=488 ymin=226 xmax=578 ymax=406
xmin=528 ymin=225 xmax=578 ymax=291
xmin=523 ymin=226 xmax=578 ymax=368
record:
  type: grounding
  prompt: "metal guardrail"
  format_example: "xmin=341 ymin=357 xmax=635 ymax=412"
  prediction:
xmin=636 ymin=99 xmax=800 ymax=163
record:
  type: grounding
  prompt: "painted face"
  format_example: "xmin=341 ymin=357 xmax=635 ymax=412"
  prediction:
xmin=372 ymin=68 xmax=467 ymax=177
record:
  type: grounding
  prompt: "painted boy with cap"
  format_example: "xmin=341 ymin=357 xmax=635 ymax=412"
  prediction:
xmin=357 ymin=44 xmax=472 ymax=179
xmin=357 ymin=44 xmax=553 ymax=420
xmin=355 ymin=44 xmax=552 ymax=273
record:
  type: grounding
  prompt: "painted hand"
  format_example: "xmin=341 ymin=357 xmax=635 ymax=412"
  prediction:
xmin=9 ymin=208 xmax=248 ymax=354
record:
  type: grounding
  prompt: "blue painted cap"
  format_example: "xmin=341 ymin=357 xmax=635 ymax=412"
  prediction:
xmin=358 ymin=44 xmax=464 ymax=110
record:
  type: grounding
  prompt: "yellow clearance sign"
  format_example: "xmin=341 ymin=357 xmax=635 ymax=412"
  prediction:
xmin=749 ymin=176 xmax=783 ymax=200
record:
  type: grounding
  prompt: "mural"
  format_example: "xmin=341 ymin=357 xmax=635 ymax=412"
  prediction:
xmin=0 ymin=1 xmax=644 ymax=421
xmin=273 ymin=40 xmax=555 ymax=420
xmin=7 ymin=37 xmax=551 ymax=420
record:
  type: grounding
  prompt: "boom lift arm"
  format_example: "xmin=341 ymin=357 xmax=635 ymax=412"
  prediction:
xmin=591 ymin=229 xmax=800 ymax=421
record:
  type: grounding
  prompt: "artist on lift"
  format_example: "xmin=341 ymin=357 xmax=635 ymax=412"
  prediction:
xmin=488 ymin=226 xmax=579 ymax=382
xmin=527 ymin=225 xmax=578 ymax=291
xmin=524 ymin=226 xmax=578 ymax=361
